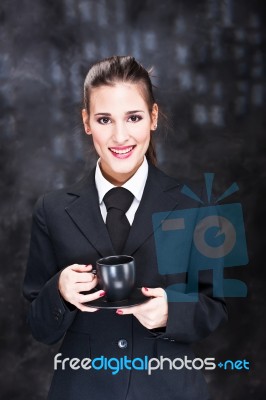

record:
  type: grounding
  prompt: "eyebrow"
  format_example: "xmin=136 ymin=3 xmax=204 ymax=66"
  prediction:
xmin=94 ymin=110 xmax=145 ymax=116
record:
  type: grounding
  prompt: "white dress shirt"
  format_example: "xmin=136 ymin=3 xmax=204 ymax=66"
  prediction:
xmin=95 ymin=157 xmax=148 ymax=225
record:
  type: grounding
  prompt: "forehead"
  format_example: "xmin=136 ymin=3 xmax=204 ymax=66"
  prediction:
xmin=89 ymin=82 xmax=148 ymax=112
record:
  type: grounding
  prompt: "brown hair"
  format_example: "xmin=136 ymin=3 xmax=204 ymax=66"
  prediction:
xmin=83 ymin=55 xmax=157 ymax=165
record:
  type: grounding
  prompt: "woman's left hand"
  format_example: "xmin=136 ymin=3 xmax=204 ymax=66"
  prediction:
xmin=116 ymin=287 xmax=168 ymax=329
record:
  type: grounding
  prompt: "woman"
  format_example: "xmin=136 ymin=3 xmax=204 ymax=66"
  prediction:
xmin=23 ymin=56 xmax=227 ymax=400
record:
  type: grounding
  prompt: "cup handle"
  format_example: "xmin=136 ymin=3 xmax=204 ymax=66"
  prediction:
xmin=91 ymin=269 xmax=97 ymax=275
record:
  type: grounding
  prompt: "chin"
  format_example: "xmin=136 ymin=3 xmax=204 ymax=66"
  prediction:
xmin=112 ymin=166 xmax=137 ymax=176
xmin=113 ymin=159 xmax=142 ymax=173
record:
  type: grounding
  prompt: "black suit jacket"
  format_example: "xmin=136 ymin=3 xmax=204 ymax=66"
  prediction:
xmin=23 ymin=164 xmax=227 ymax=400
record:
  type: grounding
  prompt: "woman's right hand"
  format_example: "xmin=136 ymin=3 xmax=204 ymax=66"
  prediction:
xmin=58 ymin=264 xmax=104 ymax=312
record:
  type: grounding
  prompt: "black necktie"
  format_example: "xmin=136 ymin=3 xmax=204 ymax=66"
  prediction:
xmin=103 ymin=187 xmax=134 ymax=254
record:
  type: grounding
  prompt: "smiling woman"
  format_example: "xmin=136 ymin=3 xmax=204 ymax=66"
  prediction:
xmin=23 ymin=56 xmax=227 ymax=400
xmin=82 ymin=82 xmax=158 ymax=185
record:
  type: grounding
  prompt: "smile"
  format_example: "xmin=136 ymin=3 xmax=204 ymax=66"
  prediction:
xmin=109 ymin=146 xmax=136 ymax=158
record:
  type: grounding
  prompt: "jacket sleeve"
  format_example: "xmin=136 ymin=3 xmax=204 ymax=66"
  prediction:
xmin=160 ymin=271 xmax=228 ymax=343
xmin=23 ymin=195 xmax=77 ymax=345
xmin=153 ymin=201 xmax=228 ymax=343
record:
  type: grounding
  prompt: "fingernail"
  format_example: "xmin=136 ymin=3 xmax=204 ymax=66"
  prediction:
xmin=99 ymin=291 xmax=106 ymax=297
xmin=144 ymin=287 xmax=149 ymax=291
xmin=85 ymin=264 xmax=91 ymax=268
xmin=116 ymin=309 xmax=123 ymax=315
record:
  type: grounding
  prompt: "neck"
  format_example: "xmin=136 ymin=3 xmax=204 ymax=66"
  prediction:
xmin=99 ymin=160 xmax=143 ymax=186
xmin=100 ymin=169 xmax=134 ymax=186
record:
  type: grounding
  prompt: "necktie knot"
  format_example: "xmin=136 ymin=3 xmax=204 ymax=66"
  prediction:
xmin=103 ymin=187 xmax=134 ymax=214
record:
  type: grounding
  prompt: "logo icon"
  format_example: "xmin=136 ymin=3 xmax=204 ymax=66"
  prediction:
xmin=152 ymin=173 xmax=248 ymax=301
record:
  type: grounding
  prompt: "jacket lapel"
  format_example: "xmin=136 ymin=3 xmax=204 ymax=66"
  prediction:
xmin=64 ymin=164 xmax=181 ymax=258
xmin=123 ymin=164 xmax=181 ymax=255
xmin=65 ymin=170 xmax=115 ymax=257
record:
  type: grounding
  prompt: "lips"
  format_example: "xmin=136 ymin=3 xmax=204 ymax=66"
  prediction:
xmin=109 ymin=145 xmax=136 ymax=158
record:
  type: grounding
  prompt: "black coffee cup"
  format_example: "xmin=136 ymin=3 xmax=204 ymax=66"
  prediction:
xmin=95 ymin=255 xmax=135 ymax=302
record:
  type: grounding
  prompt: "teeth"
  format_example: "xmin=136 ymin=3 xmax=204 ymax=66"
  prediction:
xmin=110 ymin=146 xmax=133 ymax=154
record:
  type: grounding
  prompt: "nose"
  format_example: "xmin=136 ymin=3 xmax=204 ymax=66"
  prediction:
xmin=112 ymin=121 xmax=129 ymax=144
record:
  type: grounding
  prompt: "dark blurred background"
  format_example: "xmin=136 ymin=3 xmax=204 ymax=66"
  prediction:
xmin=0 ymin=0 xmax=265 ymax=399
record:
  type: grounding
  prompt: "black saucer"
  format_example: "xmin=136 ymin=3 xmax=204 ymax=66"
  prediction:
xmin=84 ymin=287 xmax=149 ymax=309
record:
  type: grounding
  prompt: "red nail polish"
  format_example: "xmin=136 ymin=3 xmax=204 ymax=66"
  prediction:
xmin=100 ymin=291 xmax=106 ymax=297
xmin=144 ymin=287 xmax=149 ymax=291
xmin=116 ymin=309 xmax=123 ymax=315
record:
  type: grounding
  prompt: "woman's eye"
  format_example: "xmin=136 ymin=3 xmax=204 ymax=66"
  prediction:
xmin=98 ymin=117 xmax=111 ymax=124
xmin=128 ymin=115 xmax=142 ymax=123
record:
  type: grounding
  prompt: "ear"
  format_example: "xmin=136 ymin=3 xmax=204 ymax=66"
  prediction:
xmin=150 ymin=103 xmax=159 ymax=131
xmin=82 ymin=109 xmax=91 ymax=135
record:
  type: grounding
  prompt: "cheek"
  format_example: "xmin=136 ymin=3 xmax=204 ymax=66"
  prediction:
xmin=132 ymin=122 xmax=151 ymax=141
xmin=90 ymin=126 xmax=105 ymax=145
xmin=138 ymin=129 xmax=151 ymax=145
xmin=91 ymin=133 xmax=105 ymax=154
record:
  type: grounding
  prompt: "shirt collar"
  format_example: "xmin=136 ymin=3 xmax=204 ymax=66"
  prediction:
xmin=95 ymin=157 xmax=148 ymax=204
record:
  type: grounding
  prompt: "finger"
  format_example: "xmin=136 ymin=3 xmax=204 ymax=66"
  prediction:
xmin=116 ymin=305 xmax=141 ymax=315
xmin=88 ymin=277 xmax=99 ymax=290
xmin=78 ymin=289 xmax=105 ymax=303
xmin=82 ymin=307 xmax=100 ymax=312
xmin=75 ymin=303 xmax=100 ymax=312
xmin=76 ymin=277 xmax=98 ymax=292
xmin=74 ymin=272 xmax=97 ymax=283
xmin=75 ymin=280 xmax=98 ymax=292
xmin=71 ymin=264 xmax=93 ymax=273
xmin=116 ymin=296 xmax=165 ymax=316
xmin=141 ymin=287 xmax=166 ymax=298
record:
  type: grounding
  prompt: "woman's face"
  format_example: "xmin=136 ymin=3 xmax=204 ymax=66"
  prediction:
xmin=82 ymin=82 xmax=158 ymax=185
